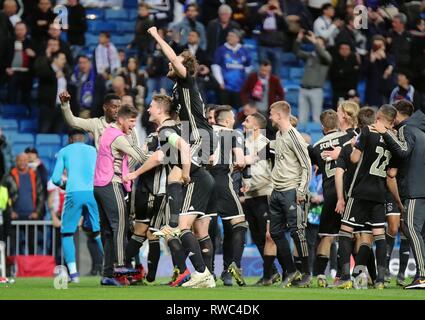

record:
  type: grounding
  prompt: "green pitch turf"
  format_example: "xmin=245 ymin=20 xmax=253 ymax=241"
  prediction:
xmin=0 ymin=277 xmax=424 ymax=300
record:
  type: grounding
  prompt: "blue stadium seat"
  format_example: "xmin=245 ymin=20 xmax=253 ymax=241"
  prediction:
xmin=62 ymin=135 xmax=69 ymax=147
xmin=123 ymin=0 xmax=138 ymax=8
xmin=119 ymin=21 xmax=136 ymax=33
xmin=280 ymin=68 xmax=290 ymax=79
xmin=243 ymin=38 xmax=257 ymax=50
xmin=91 ymin=21 xmax=118 ymax=33
xmin=10 ymin=133 xmax=34 ymax=145
xmin=1 ymin=104 xmax=28 ymax=118
xmin=306 ymin=122 xmax=322 ymax=133
xmin=285 ymin=86 xmax=300 ymax=107
xmin=310 ymin=132 xmax=323 ymax=144
xmin=19 ymin=119 xmax=38 ymax=133
xmin=289 ymin=68 xmax=304 ymax=80
xmin=0 ymin=119 xmax=18 ymax=131
xmin=12 ymin=144 xmax=28 ymax=155
xmin=86 ymin=8 xmax=105 ymax=20
xmin=37 ymin=145 xmax=61 ymax=158
xmin=36 ymin=134 xmax=61 ymax=146
xmin=281 ymin=53 xmax=298 ymax=66
xmin=111 ymin=34 xmax=133 ymax=46
xmin=128 ymin=10 xmax=139 ymax=20
xmin=86 ymin=33 xmax=99 ymax=46
xmin=105 ymin=9 xmax=128 ymax=20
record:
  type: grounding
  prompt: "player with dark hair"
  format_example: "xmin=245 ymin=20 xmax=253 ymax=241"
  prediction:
xmin=337 ymin=104 xmax=397 ymax=289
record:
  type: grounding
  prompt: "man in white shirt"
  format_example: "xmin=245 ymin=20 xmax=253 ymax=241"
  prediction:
xmin=95 ymin=31 xmax=121 ymax=79
xmin=313 ymin=3 xmax=342 ymax=47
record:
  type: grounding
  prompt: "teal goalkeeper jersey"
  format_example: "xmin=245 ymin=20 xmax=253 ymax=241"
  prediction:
xmin=51 ymin=142 xmax=97 ymax=192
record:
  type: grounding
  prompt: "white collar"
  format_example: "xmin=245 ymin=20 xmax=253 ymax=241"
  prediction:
xmin=224 ymin=42 xmax=242 ymax=52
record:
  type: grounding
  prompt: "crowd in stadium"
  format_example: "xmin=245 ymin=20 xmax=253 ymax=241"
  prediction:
xmin=0 ymin=0 xmax=425 ymax=290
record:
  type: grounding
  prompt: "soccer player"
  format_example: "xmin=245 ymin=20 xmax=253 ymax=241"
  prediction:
xmin=309 ymin=107 xmax=359 ymax=288
xmin=375 ymin=100 xmax=425 ymax=289
xmin=208 ymin=105 xmax=248 ymax=286
xmin=334 ymin=106 xmax=377 ymax=288
xmin=94 ymin=105 xmax=148 ymax=286
xmin=125 ymin=95 xmax=216 ymax=288
xmin=51 ymin=130 xmax=102 ymax=283
xmin=337 ymin=104 xmax=397 ymax=289
xmin=147 ymin=26 xmax=214 ymax=236
xmin=268 ymin=101 xmax=312 ymax=288
xmin=242 ymin=112 xmax=282 ymax=285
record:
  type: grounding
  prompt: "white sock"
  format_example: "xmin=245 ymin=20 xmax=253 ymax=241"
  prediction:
xmin=68 ymin=262 xmax=77 ymax=275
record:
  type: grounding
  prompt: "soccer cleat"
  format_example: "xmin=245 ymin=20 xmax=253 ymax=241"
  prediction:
xmin=295 ymin=274 xmax=312 ymax=288
xmin=131 ymin=265 xmax=146 ymax=283
xmin=69 ymin=273 xmax=80 ymax=284
xmin=192 ymin=274 xmax=216 ymax=288
xmin=100 ymin=277 xmax=122 ymax=286
xmin=271 ymin=272 xmax=281 ymax=284
xmin=374 ymin=281 xmax=385 ymax=290
xmin=168 ymin=266 xmax=180 ymax=285
xmin=353 ymin=273 xmax=368 ymax=290
xmin=333 ymin=279 xmax=353 ymax=289
xmin=396 ymin=274 xmax=406 ymax=287
xmin=182 ymin=268 xmax=213 ymax=288
xmin=115 ymin=275 xmax=131 ymax=286
xmin=281 ymin=271 xmax=302 ymax=288
xmin=170 ymin=268 xmax=191 ymax=287
xmin=221 ymin=270 xmax=233 ymax=286
xmin=113 ymin=266 xmax=139 ymax=277
xmin=228 ymin=262 xmax=246 ymax=287
xmin=153 ymin=225 xmax=181 ymax=238
xmin=404 ymin=277 xmax=425 ymax=290
xmin=317 ymin=275 xmax=328 ymax=288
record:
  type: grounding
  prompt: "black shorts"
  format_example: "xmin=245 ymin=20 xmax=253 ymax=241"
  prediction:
xmin=341 ymin=197 xmax=386 ymax=229
xmin=135 ymin=192 xmax=166 ymax=224
xmin=318 ymin=190 xmax=340 ymax=237
xmin=181 ymin=167 xmax=215 ymax=218
xmin=149 ymin=196 xmax=169 ymax=232
xmin=385 ymin=192 xmax=401 ymax=216
xmin=242 ymin=195 xmax=270 ymax=222
xmin=206 ymin=173 xmax=244 ymax=220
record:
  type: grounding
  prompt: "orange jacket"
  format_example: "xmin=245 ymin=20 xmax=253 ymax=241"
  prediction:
xmin=10 ymin=168 xmax=37 ymax=209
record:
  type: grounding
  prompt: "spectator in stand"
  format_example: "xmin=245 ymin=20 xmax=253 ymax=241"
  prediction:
xmin=47 ymin=178 xmax=65 ymax=265
xmin=206 ymin=4 xmax=241 ymax=62
xmin=172 ymin=4 xmax=206 ymax=51
xmin=230 ymin=0 xmax=252 ymax=37
xmin=412 ymin=42 xmax=425 ymax=109
xmin=389 ymin=70 xmax=422 ymax=110
xmin=24 ymin=147 xmax=48 ymax=199
xmin=334 ymin=15 xmax=367 ymax=56
xmin=410 ymin=17 xmax=425 ymax=58
xmin=30 ymin=0 xmax=56 ymax=44
xmin=94 ymin=31 xmax=121 ymax=80
xmin=45 ymin=22 xmax=74 ymax=67
xmin=65 ymin=0 xmax=87 ymax=59
xmin=35 ymin=51 xmax=69 ymax=133
xmin=117 ymin=57 xmax=147 ymax=110
xmin=307 ymin=0 xmax=331 ymax=20
xmin=313 ymin=3 xmax=342 ymax=48
xmin=3 ymin=153 xmax=44 ymax=255
xmin=329 ymin=42 xmax=360 ymax=108
xmin=364 ymin=35 xmax=395 ymax=107
xmin=202 ymin=0 xmax=222 ymax=25
xmin=109 ymin=75 xmax=129 ymax=99
xmin=240 ymin=59 xmax=284 ymax=115
xmin=144 ymin=0 xmax=174 ymax=29
xmin=212 ymin=29 xmax=252 ymax=109
xmin=0 ymin=129 xmax=14 ymax=181
xmin=234 ymin=101 xmax=258 ymax=130
xmin=145 ymin=28 xmax=172 ymax=99
xmin=3 ymin=0 xmax=20 ymax=26
xmin=294 ymin=30 xmax=332 ymax=124
xmin=69 ymin=55 xmax=105 ymax=118
xmin=129 ymin=2 xmax=154 ymax=65
xmin=365 ymin=8 xmax=388 ymax=47
xmin=257 ymin=0 xmax=289 ymax=74
xmin=5 ymin=22 xmax=35 ymax=110
xmin=0 ymin=0 xmax=15 ymax=81
xmin=387 ymin=13 xmax=412 ymax=73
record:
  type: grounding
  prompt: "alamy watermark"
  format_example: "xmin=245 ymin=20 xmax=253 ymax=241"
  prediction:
xmin=53 ymin=265 xmax=68 ymax=289
xmin=354 ymin=5 xmax=368 ymax=30
xmin=53 ymin=5 xmax=68 ymax=30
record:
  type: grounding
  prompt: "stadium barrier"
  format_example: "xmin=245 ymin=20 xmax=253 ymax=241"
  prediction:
xmin=6 ymin=220 xmax=60 ymax=277
xmin=0 ymin=241 xmax=5 ymax=277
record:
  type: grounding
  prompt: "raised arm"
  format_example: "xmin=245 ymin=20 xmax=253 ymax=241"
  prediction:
xmin=148 ymin=26 xmax=187 ymax=79
xmin=59 ymin=91 xmax=98 ymax=133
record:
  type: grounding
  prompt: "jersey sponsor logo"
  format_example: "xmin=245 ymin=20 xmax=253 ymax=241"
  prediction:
xmin=349 ymin=217 xmax=356 ymax=222
xmin=319 ymin=138 xmax=341 ymax=150
xmin=189 ymin=206 xmax=195 ymax=211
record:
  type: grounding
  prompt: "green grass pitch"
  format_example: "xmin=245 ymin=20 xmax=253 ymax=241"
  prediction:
xmin=0 ymin=277 xmax=424 ymax=300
